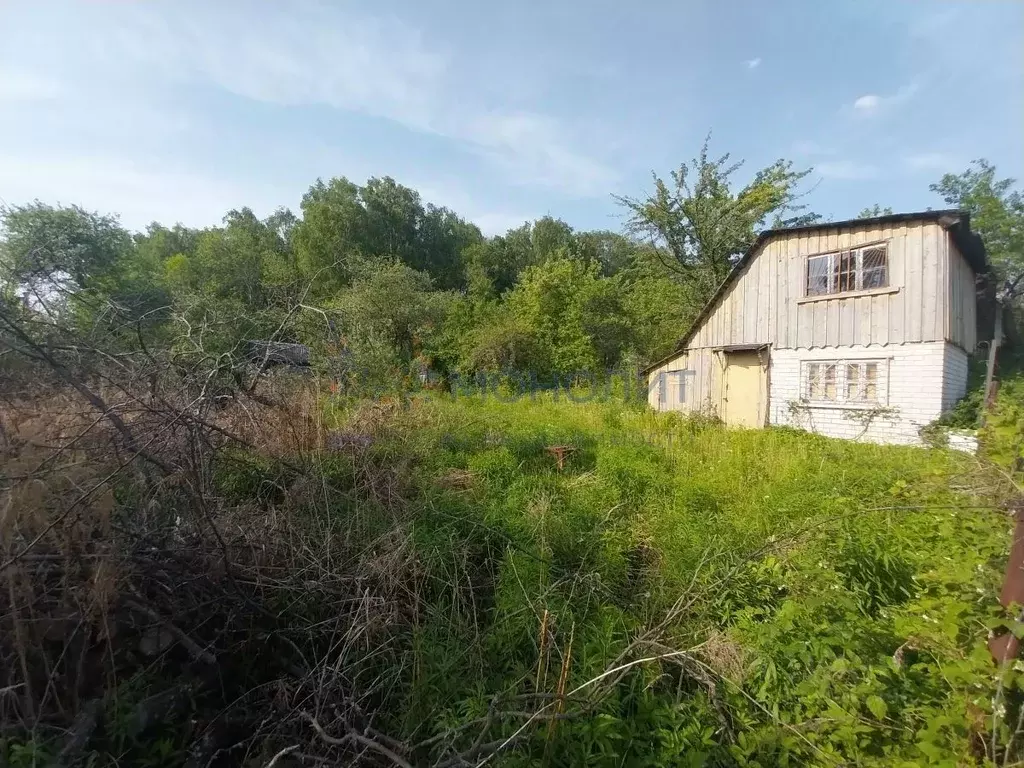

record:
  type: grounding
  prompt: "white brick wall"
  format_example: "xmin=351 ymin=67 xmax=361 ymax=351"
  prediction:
xmin=941 ymin=344 xmax=969 ymax=412
xmin=769 ymin=342 xmax=967 ymax=445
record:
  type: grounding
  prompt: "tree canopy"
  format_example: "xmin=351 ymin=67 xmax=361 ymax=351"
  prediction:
xmin=931 ymin=160 xmax=1024 ymax=301
xmin=617 ymin=136 xmax=818 ymax=304
xmin=3 ymin=150 xmax=1018 ymax=391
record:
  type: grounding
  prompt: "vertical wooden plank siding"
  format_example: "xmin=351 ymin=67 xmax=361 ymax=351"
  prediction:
xmin=923 ymin=225 xmax=940 ymax=343
xmin=948 ymin=239 xmax=978 ymax=351
xmin=742 ymin=259 xmax=755 ymax=343
xmin=891 ymin=224 xmax=906 ymax=342
xmin=787 ymin=232 xmax=802 ymax=348
xmin=880 ymin=226 xmax=893 ymax=347
xmin=941 ymin=230 xmax=951 ymax=342
xmin=949 ymin=234 xmax=960 ymax=344
xmin=907 ymin=223 xmax=924 ymax=342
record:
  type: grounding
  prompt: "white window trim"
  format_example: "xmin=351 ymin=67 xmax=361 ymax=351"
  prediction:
xmin=805 ymin=240 xmax=890 ymax=298
xmin=800 ymin=358 xmax=889 ymax=407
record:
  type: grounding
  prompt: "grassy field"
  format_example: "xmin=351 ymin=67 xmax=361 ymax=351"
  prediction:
xmin=4 ymin=383 xmax=1021 ymax=767
xmin=295 ymin=390 xmax=1016 ymax=766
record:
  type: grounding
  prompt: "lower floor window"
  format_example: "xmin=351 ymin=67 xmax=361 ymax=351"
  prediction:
xmin=803 ymin=359 xmax=886 ymax=404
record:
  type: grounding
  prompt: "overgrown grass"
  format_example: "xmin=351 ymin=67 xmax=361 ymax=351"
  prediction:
xmin=4 ymin=385 xmax=1020 ymax=766
xmin=312 ymin=390 xmax=1018 ymax=765
xmin=940 ymin=350 xmax=1024 ymax=476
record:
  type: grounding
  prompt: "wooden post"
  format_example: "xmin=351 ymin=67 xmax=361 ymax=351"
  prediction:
xmin=545 ymin=445 xmax=576 ymax=471
xmin=990 ymin=499 xmax=1024 ymax=664
xmin=983 ymin=301 xmax=1003 ymax=418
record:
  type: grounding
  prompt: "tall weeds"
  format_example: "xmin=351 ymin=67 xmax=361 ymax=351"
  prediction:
xmin=1 ymin=369 xmax=1020 ymax=766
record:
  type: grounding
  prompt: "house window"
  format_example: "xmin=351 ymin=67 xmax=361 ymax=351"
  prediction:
xmin=845 ymin=361 xmax=879 ymax=402
xmin=805 ymin=244 xmax=888 ymax=296
xmin=803 ymin=359 xmax=887 ymax=404
xmin=807 ymin=362 xmax=836 ymax=400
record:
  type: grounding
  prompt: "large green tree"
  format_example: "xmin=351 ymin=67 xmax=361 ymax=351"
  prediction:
xmin=576 ymin=230 xmax=638 ymax=276
xmin=931 ymin=160 xmax=1024 ymax=301
xmin=0 ymin=202 xmax=176 ymax=337
xmin=617 ymin=137 xmax=817 ymax=304
xmin=617 ymin=247 xmax=702 ymax=365
xmin=499 ymin=256 xmax=632 ymax=375
xmin=0 ymin=202 xmax=134 ymax=309
xmin=335 ymin=260 xmax=452 ymax=363
xmin=293 ymin=176 xmax=481 ymax=293
xmin=293 ymin=177 xmax=368 ymax=291
xmin=463 ymin=222 xmax=535 ymax=296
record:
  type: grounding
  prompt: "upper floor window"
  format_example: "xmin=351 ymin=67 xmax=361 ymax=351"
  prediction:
xmin=806 ymin=244 xmax=888 ymax=297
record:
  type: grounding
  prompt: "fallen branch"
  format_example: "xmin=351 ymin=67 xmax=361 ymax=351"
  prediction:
xmin=264 ymin=744 xmax=299 ymax=768
xmin=302 ymin=712 xmax=413 ymax=768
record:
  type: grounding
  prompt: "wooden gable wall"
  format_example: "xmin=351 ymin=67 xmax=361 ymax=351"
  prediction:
xmin=683 ymin=220 xmax=977 ymax=353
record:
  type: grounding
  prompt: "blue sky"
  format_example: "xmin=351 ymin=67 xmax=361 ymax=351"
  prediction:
xmin=0 ymin=1 xmax=1021 ymax=236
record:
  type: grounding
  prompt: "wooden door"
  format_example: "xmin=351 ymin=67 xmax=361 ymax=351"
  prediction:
xmin=723 ymin=351 xmax=767 ymax=427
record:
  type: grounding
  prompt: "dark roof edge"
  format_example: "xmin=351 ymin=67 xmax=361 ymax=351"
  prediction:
xmin=640 ymin=209 xmax=988 ymax=375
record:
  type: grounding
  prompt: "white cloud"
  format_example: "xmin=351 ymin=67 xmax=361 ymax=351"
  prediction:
xmin=853 ymin=94 xmax=881 ymax=112
xmin=815 ymin=160 xmax=880 ymax=180
xmin=48 ymin=3 xmax=617 ymax=199
xmin=745 ymin=58 xmax=761 ymax=70
xmin=125 ymin=5 xmax=448 ymax=131
xmin=465 ymin=112 xmax=617 ymax=194
xmin=850 ymin=82 xmax=919 ymax=116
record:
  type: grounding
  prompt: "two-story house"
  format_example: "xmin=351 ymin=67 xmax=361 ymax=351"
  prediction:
xmin=643 ymin=210 xmax=988 ymax=445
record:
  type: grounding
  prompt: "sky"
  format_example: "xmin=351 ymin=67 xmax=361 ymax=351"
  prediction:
xmin=0 ymin=0 xmax=1021 ymax=236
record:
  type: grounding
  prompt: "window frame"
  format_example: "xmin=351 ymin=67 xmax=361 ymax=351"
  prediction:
xmin=801 ymin=358 xmax=888 ymax=406
xmin=804 ymin=241 xmax=889 ymax=298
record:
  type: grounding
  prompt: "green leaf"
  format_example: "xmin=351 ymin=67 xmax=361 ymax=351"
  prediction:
xmin=866 ymin=695 xmax=887 ymax=720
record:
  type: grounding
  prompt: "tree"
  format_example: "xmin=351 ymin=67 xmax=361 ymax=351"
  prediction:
xmin=617 ymin=136 xmax=817 ymax=304
xmin=0 ymin=202 xmax=176 ymax=339
xmin=530 ymin=216 xmax=575 ymax=262
xmin=0 ymin=202 xmax=134 ymax=312
xmin=293 ymin=176 xmax=482 ymax=292
xmin=463 ymin=223 xmax=534 ymax=295
xmin=931 ymin=160 xmax=1024 ymax=301
xmin=857 ymin=205 xmax=893 ymax=218
xmin=335 ymin=260 xmax=452 ymax=363
xmin=184 ymin=208 xmax=286 ymax=308
xmin=501 ymin=256 xmax=630 ymax=375
xmin=293 ymin=177 xmax=367 ymax=291
xmin=618 ymin=247 xmax=703 ymax=365
xmin=463 ymin=311 xmax=546 ymax=374
xmin=416 ymin=204 xmax=483 ymax=290
xmin=575 ymin=231 xmax=638 ymax=276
